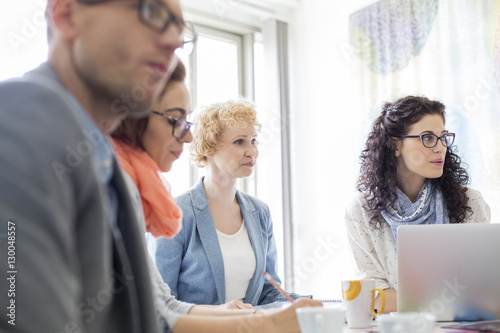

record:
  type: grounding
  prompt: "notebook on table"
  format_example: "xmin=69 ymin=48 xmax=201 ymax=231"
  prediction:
xmin=397 ymin=223 xmax=500 ymax=322
xmin=257 ymin=299 xmax=342 ymax=309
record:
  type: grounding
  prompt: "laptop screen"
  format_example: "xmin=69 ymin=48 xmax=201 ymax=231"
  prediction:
xmin=397 ymin=223 xmax=500 ymax=321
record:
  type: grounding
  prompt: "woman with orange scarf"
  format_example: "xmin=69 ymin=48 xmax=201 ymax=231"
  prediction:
xmin=111 ymin=60 xmax=320 ymax=333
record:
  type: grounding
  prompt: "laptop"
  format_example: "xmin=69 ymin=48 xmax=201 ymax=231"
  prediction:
xmin=397 ymin=223 xmax=500 ymax=321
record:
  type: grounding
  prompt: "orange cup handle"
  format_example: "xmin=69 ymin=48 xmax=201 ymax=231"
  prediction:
xmin=370 ymin=288 xmax=385 ymax=316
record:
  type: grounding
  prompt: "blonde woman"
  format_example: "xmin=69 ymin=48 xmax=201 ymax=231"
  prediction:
xmin=155 ymin=99 xmax=301 ymax=306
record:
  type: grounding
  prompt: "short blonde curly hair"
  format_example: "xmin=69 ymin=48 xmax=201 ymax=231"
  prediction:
xmin=191 ymin=99 xmax=261 ymax=168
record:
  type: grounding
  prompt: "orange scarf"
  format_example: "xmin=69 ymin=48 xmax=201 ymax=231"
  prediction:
xmin=112 ymin=139 xmax=182 ymax=238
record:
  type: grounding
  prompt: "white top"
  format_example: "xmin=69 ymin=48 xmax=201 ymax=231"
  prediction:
xmin=344 ymin=188 xmax=491 ymax=291
xmin=217 ymin=222 xmax=256 ymax=302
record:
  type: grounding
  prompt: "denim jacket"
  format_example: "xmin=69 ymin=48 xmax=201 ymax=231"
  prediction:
xmin=155 ymin=177 xmax=292 ymax=305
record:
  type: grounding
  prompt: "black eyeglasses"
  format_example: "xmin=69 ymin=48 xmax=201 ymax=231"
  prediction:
xmin=397 ymin=133 xmax=455 ymax=148
xmin=151 ymin=109 xmax=192 ymax=139
xmin=82 ymin=0 xmax=197 ymax=53
xmin=138 ymin=0 xmax=197 ymax=53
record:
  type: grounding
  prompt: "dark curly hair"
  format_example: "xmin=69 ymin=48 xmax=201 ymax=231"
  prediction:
xmin=357 ymin=95 xmax=472 ymax=229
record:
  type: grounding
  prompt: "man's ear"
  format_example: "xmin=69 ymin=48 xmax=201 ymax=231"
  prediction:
xmin=50 ymin=0 xmax=78 ymax=41
xmin=393 ymin=137 xmax=402 ymax=157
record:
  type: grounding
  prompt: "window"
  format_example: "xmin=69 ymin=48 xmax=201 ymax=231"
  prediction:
xmin=0 ymin=1 xmax=48 ymax=81
xmin=166 ymin=25 xmax=246 ymax=197
xmin=167 ymin=24 xmax=264 ymax=200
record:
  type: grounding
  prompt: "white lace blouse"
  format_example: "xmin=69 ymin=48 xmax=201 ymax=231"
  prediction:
xmin=344 ymin=188 xmax=491 ymax=291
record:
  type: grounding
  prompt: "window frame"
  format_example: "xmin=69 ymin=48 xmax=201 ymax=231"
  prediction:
xmin=186 ymin=23 xmax=257 ymax=195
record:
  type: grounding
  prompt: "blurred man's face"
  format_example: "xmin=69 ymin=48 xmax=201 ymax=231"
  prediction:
xmin=69 ymin=0 xmax=184 ymax=118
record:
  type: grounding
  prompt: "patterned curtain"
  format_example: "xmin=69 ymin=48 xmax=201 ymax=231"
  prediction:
xmin=349 ymin=0 xmax=500 ymax=220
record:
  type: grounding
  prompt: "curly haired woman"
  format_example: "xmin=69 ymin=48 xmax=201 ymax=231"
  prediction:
xmin=345 ymin=95 xmax=490 ymax=313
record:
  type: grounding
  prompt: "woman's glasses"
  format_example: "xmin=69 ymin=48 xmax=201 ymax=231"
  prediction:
xmin=397 ymin=133 xmax=455 ymax=148
xmin=151 ymin=110 xmax=192 ymax=139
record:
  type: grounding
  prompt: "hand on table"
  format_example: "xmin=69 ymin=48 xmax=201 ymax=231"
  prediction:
xmin=221 ymin=299 xmax=254 ymax=310
xmin=265 ymin=298 xmax=323 ymax=333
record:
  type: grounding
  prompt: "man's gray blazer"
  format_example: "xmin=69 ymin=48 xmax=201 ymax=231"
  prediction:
xmin=0 ymin=64 xmax=163 ymax=333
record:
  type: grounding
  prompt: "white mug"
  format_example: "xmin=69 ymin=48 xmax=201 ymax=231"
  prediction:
xmin=341 ymin=279 xmax=385 ymax=328
xmin=377 ymin=312 xmax=436 ymax=333
xmin=295 ymin=307 xmax=345 ymax=333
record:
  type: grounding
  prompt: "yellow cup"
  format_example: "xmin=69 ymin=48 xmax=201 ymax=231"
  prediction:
xmin=341 ymin=279 xmax=385 ymax=328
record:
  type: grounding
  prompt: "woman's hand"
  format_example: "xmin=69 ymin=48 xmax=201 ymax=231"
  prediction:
xmin=264 ymin=298 xmax=323 ymax=333
xmin=220 ymin=299 xmax=254 ymax=310
xmin=376 ymin=288 xmax=397 ymax=313
xmin=188 ymin=300 xmax=254 ymax=316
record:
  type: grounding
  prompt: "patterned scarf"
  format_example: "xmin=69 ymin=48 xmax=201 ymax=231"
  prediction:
xmin=381 ymin=180 xmax=449 ymax=251
xmin=112 ymin=139 xmax=182 ymax=238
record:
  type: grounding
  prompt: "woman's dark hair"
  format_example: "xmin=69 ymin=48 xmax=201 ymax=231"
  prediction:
xmin=357 ymin=95 xmax=471 ymax=229
xmin=111 ymin=60 xmax=186 ymax=150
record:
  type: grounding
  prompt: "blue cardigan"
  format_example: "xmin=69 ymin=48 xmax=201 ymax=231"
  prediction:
xmin=155 ymin=177 xmax=290 ymax=305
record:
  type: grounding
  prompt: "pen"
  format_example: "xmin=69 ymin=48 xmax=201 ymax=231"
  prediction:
xmin=263 ymin=271 xmax=295 ymax=303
